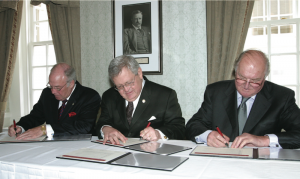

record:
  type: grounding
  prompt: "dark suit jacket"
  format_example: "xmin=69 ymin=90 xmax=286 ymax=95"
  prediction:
xmin=17 ymin=81 xmax=101 ymax=135
xmin=96 ymin=77 xmax=185 ymax=139
xmin=186 ymin=80 xmax=300 ymax=149
xmin=123 ymin=26 xmax=151 ymax=54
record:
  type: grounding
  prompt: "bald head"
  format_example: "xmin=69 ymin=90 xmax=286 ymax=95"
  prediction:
xmin=234 ymin=50 xmax=270 ymax=77
xmin=234 ymin=50 xmax=269 ymax=98
xmin=50 ymin=63 xmax=77 ymax=84
xmin=49 ymin=63 xmax=76 ymax=101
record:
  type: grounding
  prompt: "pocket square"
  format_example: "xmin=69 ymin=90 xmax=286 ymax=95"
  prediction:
xmin=69 ymin=112 xmax=76 ymax=117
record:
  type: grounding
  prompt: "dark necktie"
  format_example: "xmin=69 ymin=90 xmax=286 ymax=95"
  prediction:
xmin=126 ymin=102 xmax=134 ymax=125
xmin=238 ymin=97 xmax=250 ymax=135
xmin=58 ymin=99 xmax=68 ymax=120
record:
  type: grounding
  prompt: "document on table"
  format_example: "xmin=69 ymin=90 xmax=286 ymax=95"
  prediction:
xmin=92 ymin=138 xmax=148 ymax=147
xmin=0 ymin=135 xmax=47 ymax=143
xmin=57 ymin=148 xmax=130 ymax=163
xmin=190 ymin=146 xmax=257 ymax=159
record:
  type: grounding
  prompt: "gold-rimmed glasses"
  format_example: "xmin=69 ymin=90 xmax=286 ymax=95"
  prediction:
xmin=235 ymin=73 xmax=264 ymax=88
xmin=115 ymin=76 xmax=136 ymax=91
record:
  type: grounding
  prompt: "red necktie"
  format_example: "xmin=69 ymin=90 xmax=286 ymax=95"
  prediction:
xmin=58 ymin=100 xmax=68 ymax=120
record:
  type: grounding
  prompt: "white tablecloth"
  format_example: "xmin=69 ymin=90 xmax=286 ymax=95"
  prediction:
xmin=0 ymin=136 xmax=300 ymax=179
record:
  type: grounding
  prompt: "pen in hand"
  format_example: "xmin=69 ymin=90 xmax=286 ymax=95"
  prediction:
xmin=13 ymin=119 xmax=18 ymax=137
xmin=140 ymin=122 xmax=151 ymax=140
xmin=216 ymin=126 xmax=229 ymax=148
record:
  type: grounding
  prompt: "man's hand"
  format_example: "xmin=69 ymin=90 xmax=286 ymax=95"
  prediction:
xmin=231 ymin=133 xmax=270 ymax=148
xmin=140 ymin=127 xmax=161 ymax=141
xmin=8 ymin=125 xmax=22 ymax=137
xmin=102 ymin=126 xmax=127 ymax=145
xmin=207 ymin=131 xmax=230 ymax=148
xmin=15 ymin=126 xmax=43 ymax=140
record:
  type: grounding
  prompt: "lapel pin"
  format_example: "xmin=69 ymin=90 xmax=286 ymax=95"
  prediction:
xmin=72 ymin=103 xmax=74 ymax=105
xmin=142 ymin=99 xmax=146 ymax=103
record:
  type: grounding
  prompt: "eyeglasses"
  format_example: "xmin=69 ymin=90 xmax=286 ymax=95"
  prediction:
xmin=46 ymin=82 xmax=67 ymax=91
xmin=115 ymin=76 xmax=136 ymax=91
xmin=235 ymin=76 xmax=264 ymax=88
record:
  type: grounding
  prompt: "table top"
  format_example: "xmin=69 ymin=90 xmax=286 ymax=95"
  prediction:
xmin=0 ymin=135 xmax=300 ymax=179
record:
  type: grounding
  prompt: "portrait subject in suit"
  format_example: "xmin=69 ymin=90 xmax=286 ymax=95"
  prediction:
xmin=8 ymin=63 xmax=101 ymax=139
xmin=186 ymin=50 xmax=300 ymax=149
xmin=123 ymin=10 xmax=151 ymax=55
xmin=96 ymin=55 xmax=185 ymax=144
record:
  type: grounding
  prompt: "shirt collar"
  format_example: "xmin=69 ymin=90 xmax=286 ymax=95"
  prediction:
xmin=59 ymin=83 xmax=76 ymax=107
xmin=132 ymin=24 xmax=141 ymax=30
xmin=237 ymin=91 xmax=256 ymax=101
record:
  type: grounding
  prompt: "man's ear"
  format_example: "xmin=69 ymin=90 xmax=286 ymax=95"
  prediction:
xmin=138 ymin=67 xmax=143 ymax=79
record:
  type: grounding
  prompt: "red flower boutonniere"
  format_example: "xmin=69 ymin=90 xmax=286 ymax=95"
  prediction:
xmin=69 ymin=112 xmax=76 ymax=117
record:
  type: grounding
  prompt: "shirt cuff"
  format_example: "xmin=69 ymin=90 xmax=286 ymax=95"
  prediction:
xmin=100 ymin=125 xmax=111 ymax=138
xmin=17 ymin=125 xmax=25 ymax=134
xmin=266 ymin=134 xmax=282 ymax=148
xmin=156 ymin=129 xmax=168 ymax=140
xmin=46 ymin=124 xmax=54 ymax=138
xmin=195 ymin=130 xmax=212 ymax=144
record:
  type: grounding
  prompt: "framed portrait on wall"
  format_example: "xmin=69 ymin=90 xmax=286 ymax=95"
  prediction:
xmin=113 ymin=0 xmax=162 ymax=75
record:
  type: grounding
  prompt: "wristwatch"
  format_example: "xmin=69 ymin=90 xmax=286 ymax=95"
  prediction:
xmin=41 ymin=125 xmax=46 ymax=136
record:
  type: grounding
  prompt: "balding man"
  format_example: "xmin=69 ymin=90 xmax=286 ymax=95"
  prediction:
xmin=186 ymin=50 xmax=300 ymax=149
xmin=8 ymin=63 xmax=101 ymax=139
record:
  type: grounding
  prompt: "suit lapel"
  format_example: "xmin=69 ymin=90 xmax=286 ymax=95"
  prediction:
xmin=118 ymin=97 xmax=129 ymax=129
xmin=223 ymin=81 xmax=238 ymax=135
xmin=243 ymin=83 xmax=271 ymax=133
xmin=131 ymin=82 xmax=151 ymax=127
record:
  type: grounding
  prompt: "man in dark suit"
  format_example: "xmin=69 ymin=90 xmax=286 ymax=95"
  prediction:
xmin=186 ymin=50 xmax=300 ymax=149
xmin=8 ymin=63 xmax=101 ymax=139
xmin=123 ymin=10 xmax=151 ymax=54
xmin=96 ymin=55 xmax=185 ymax=144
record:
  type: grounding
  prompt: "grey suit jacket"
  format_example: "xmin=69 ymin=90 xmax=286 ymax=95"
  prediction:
xmin=96 ymin=77 xmax=185 ymax=139
xmin=186 ymin=80 xmax=300 ymax=149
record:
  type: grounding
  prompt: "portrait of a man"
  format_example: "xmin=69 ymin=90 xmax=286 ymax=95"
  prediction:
xmin=123 ymin=4 xmax=152 ymax=55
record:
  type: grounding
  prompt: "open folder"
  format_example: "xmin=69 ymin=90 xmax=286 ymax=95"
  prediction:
xmin=57 ymin=148 xmax=189 ymax=171
xmin=0 ymin=135 xmax=47 ymax=143
xmin=91 ymin=138 xmax=149 ymax=147
xmin=126 ymin=141 xmax=192 ymax=155
xmin=190 ymin=146 xmax=258 ymax=159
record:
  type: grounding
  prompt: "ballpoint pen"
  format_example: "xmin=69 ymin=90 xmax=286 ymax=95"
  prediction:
xmin=13 ymin=119 xmax=18 ymax=137
xmin=140 ymin=116 xmax=156 ymax=140
xmin=216 ymin=126 xmax=229 ymax=148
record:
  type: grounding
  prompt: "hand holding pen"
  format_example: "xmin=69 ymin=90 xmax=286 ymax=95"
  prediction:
xmin=8 ymin=119 xmax=21 ymax=137
xmin=216 ymin=126 xmax=229 ymax=148
xmin=140 ymin=116 xmax=159 ymax=141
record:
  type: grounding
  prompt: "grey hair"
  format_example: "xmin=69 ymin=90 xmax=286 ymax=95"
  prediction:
xmin=131 ymin=10 xmax=143 ymax=18
xmin=108 ymin=55 xmax=140 ymax=81
xmin=234 ymin=49 xmax=270 ymax=77
xmin=51 ymin=63 xmax=77 ymax=86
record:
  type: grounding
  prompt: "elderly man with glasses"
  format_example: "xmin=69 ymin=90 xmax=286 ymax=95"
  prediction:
xmin=8 ymin=63 xmax=101 ymax=139
xmin=186 ymin=49 xmax=300 ymax=149
xmin=96 ymin=55 xmax=185 ymax=145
